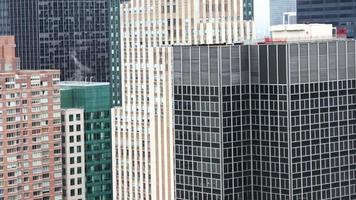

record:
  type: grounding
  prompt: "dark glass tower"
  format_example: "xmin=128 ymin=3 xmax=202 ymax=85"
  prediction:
xmin=0 ymin=0 xmax=121 ymax=105
xmin=173 ymin=46 xmax=253 ymax=200
xmin=297 ymin=0 xmax=356 ymax=37
xmin=173 ymin=42 xmax=356 ymax=200
xmin=243 ymin=0 xmax=254 ymax=20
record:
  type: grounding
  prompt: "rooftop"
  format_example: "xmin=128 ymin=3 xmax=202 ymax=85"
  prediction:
xmin=269 ymin=23 xmax=332 ymax=31
xmin=61 ymin=108 xmax=84 ymax=112
xmin=60 ymin=81 xmax=110 ymax=87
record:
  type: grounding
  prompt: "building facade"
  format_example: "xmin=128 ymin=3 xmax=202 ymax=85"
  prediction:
xmin=297 ymin=1 xmax=356 ymax=37
xmin=0 ymin=0 xmax=121 ymax=105
xmin=0 ymin=36 xmax=62 ymax=200
xmin=111 ymin=1 xmax=254 ymax=200
xmin=243 ymin=0 xmax=254 ymax=20
xmin=61 ymin=82 xmax=112 ymax=200
xmin=270 ymin=0 xmax=296 ymax=26
xmin=61 ymin=109 xmax=86 ymax=200
xmin=173 ymin=41 xmax=356 ymax=200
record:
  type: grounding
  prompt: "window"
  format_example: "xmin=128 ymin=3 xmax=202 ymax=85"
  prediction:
xmin=70 ymin=189 xmax=75 ymax=196
xmin=70 ymin=147 xmax=74 ymax=154
xmin=70 ymin=179 xmax=75 ymax=185
xmin=77 ymin=177 xmax=82 ymax=184
xmin=77 ymin=157 xmax=82 ymax=163
xmin=33 ymin=191 xmax=41 ymax=196
xmin=69 ymin=115 xmax=74 ymax=122
xmin=77 ymin=167 xmax=82 ymax=174
xmin=70 ymin=157 xmax=75 ymax=164
xmin=70 ymin=136 xmax=74 ymax=143
xmin=77 ymin=146 xmax=81 ymax=152
xmin=76 ymin=135 xmax=81 ymax=142
xmin=76 ymin=114 xmax=81 ymax=121
xmin=76 ymin=125 xmax=81 ymax=132
xmin=69 ymin=125 xmax=74 ymax=132
xmin=78 ymin=188 xmax=82 ymax=195
xmin=70 ymin=168 xmax=75 ymax=175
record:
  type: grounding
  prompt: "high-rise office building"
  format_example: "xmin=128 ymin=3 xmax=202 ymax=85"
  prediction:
xmin=254 ymin=0 xmax=296 ymax=38
xmin=111 ymin=1 xmax=254 ymax=200
xmin=61 ymin=82 xmax=112 ymax=200
xmin=243 ymin=0 xmax=254 ymax=20
xmin=173 ymin=45 xmax=253 ymax=200
xmin=0 ymin=0 xmax=121 ymax=105
xmin=61 ymin=109 xmax=86 ymax=200
xmin=0 ymin=36 xmax=62 ymax=200
xmin=297 ymin=1 xmax=356 ymax=38
xmin=173 ymin=39 xmax=356 ymax=199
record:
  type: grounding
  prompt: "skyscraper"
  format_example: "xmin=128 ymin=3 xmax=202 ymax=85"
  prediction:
xmin=173 ymin=39 xmax=356 ymax=199
xmin=61 ymin=82 xmax=112 ymax=200
xmin=173 ymin=45 xmax=255 ymax=200
xmin=0 ymin=36 xmax=62 ymax=200
xmin=111 ymin=0 xmax=254 ymax=200
xmin=243 ymin=0 xmax=254 ymax=20
xmin=0 ymin=0 xmax=121 ymax=105
xmin=297 ymin=1 xmax=356 ymax=38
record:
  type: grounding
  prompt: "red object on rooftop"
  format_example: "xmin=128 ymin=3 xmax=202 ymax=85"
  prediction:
xmin=337 ymin=27 xmax=347 ymax=38
xmin=258 ymin=37 xmax=287 ymax=44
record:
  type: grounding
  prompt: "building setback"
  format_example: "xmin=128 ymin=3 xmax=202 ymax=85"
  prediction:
xmin=0 ymin=36 xmax=62 ymax=200
xmin=61 ymin=108 xmax=86 ymax=200
xmin=173 ymin=41 xmax=356 ymax=200
xmin=0 ymin=0 xmax=121 ymax=105
xmin=61 ymin=82 xmax=112 ymax=200
xmin=111 ymin=0 xmax=254 ymax=200
xmin=297 ymin=1 xmax=356 ymax=37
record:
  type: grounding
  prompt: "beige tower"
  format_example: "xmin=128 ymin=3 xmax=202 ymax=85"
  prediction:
xmin=112 ymin=0 xmax=254 ymax=200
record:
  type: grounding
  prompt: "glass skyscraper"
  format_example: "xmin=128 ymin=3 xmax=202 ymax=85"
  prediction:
xmin=0 ymin=0 xmax=121 ymax=105
xmin=244 ymin=0 xmax=254 ymax=20
xmin=173 ymin=41 xmax=356 ymax=200
xmin=297 ymin=1 xmax=356 ymax=38
xmin=173 ymin=45 xmax=253 ymax=200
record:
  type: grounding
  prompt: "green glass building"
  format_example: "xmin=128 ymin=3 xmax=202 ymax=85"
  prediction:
xmin=61 ymin=82 xmax=112 ymax=200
